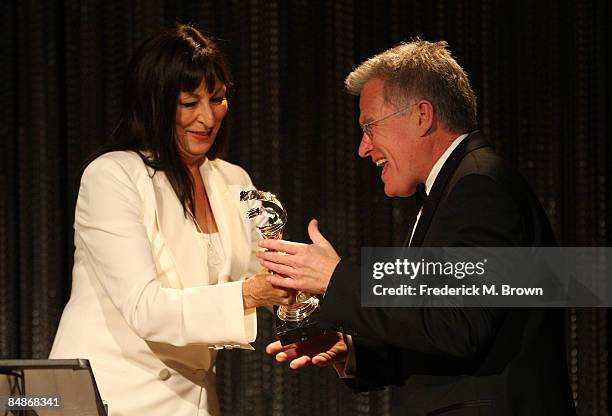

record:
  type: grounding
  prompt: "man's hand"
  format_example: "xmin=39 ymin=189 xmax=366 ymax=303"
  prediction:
xmin=257 ymin=219 xmax=340 ymax=294
xmin=266 ymin=332 xmax=348 ymax=369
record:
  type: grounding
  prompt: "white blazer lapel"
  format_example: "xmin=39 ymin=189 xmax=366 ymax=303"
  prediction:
xmin=151 ymin=171 xmax=209 ymax=288
xmin=200 ymin=160 xmax=251 ymax=283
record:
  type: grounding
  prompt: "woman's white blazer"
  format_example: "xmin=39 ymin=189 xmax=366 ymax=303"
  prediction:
xmin=50 ymin=151 xmax=261 ymax=416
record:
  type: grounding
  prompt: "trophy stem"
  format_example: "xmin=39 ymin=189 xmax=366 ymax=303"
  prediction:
xmin=276 ymin=293 xmax=319 ymax=322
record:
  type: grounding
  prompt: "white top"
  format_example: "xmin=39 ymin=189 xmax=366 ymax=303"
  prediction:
xmin=197 ymin=232 xmax=226 ymax=285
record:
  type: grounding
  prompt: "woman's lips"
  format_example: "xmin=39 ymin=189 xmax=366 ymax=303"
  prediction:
xmin=189 ymin=131 xmax=211 ymax=140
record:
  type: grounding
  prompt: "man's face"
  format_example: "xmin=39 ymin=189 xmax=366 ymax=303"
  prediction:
xmin=357 ymin=79 xmax=430 ymax=197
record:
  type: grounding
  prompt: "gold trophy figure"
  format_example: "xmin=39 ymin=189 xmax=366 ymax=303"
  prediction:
xmin=240 ymin=190 xmax=324 ymax=345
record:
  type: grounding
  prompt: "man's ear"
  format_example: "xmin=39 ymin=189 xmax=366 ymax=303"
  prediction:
xmin=415 ymin=100 xmax=434 ymax=137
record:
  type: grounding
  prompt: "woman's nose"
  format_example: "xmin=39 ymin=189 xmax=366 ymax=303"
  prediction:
xmin=196 ymin=103 xmax=215 ymax=127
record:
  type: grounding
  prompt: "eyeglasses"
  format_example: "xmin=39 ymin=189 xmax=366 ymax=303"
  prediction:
xmin=359 ymin=103 xmax=416 ymax=140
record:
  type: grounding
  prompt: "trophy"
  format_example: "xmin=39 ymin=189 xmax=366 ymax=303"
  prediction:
xmin=240 ymin=190 xmax=325 ymax=345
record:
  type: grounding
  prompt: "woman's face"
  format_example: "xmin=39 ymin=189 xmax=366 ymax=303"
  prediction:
xmin=175 ymin=79 xmax=228 ymax=165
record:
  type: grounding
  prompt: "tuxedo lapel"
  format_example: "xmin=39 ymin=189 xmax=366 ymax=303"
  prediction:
xmin=409 ymin=131 xmax=490 ymax=247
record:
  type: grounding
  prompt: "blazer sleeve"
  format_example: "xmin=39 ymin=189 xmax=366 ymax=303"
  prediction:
xmin=75 ymin=155 xmax=254 ymax=346
xmin=320 ymin=175 xmax=522 ymax=367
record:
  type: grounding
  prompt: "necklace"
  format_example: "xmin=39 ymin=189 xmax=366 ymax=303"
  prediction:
xmin=188 ymin=209 xmax=205 ymax=233
xmin=188 ymin=210 xmax=223 ymax=266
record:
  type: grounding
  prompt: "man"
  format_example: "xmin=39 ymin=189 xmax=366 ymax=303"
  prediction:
xmin=258 ymin=40 xmax=575 ymax=415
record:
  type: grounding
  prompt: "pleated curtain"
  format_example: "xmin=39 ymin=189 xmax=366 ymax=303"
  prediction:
xmin=1 ymin=1 xmax=610 ymax=415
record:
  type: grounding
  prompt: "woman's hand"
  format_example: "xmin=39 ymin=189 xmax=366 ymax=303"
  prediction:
xmin=242 ymin=269 xmax=296 ymax=309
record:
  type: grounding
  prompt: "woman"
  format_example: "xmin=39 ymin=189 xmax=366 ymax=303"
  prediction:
xmin=50 ymin=25 xmax=291 ymax=415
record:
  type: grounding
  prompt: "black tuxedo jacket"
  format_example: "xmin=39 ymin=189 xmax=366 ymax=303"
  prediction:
xmin=319 ymin=132 xmax=576 ymax=416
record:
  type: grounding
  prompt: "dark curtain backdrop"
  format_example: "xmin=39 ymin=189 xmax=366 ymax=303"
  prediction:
xmin=1 ymin=1 xmax=611 ymax=415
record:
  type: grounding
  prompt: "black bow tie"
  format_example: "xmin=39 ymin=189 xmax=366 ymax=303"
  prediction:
xmin=415 ymin=183 xmax=428 ymax=209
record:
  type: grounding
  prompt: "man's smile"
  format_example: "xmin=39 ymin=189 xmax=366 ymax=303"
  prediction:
xmin=375 ymin=157 xmax=388 ymax=167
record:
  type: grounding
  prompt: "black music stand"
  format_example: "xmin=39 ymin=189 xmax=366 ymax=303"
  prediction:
xmin=0 ymin=359 xmax=107 ymax=416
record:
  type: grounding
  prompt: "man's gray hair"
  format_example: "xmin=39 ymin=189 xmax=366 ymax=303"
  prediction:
xmin=345 ymin=39 xmax=477 ymax=133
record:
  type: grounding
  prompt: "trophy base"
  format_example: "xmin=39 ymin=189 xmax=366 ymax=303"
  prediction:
xmin=274 ymin=306 xmax=326 ymax=345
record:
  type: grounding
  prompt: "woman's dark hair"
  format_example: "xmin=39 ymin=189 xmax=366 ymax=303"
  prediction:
xmin=82 ymin=24 xmax=231 ymax=216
